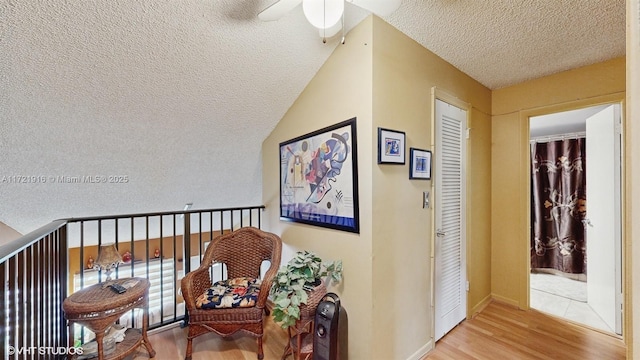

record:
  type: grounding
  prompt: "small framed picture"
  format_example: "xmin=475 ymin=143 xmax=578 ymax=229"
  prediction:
xmin=377 ymin=128 xmax=406 ymax=164
xmin=409 ymin=148 xmax=432 ymax=180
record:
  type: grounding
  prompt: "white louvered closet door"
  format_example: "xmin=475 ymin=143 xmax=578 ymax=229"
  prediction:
xmin=434 ymin=98 xmax=467 ymax=341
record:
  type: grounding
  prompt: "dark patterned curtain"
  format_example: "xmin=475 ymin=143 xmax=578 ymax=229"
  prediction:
xmin=530 ymin=138 xmax=587 ymax=274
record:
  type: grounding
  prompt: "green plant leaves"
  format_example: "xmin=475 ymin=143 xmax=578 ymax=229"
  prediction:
xmin=270 ymin=250 xmax=343 ymax=329
xmin=326 ymin=259 xmax=343 ymax=283
xmin=287 ymin=305 xmax=300 ymax=320
xmin=294 ymin=288 xmax=308 ymax=305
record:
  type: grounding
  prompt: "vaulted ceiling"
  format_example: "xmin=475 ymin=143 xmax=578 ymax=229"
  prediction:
xmin=0 ymin=0 xmax=626 ymax=234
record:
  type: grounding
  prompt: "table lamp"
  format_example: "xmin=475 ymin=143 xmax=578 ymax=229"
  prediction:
xmin=94 ymin=242 xmax=123 ymax=287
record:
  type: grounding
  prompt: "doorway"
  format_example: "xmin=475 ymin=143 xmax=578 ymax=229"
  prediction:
xmin=528 ymin=103 xmax=623 ymax=335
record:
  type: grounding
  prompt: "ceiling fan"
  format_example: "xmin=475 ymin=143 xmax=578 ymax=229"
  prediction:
xmin=258 ymin=0 xmax=401 ymax=43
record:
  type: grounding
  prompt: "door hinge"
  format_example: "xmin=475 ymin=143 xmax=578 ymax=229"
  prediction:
xmin=466 ymin=281 xmax=470 ymax=291
xmin=466 ymin=128 xmax=470 ymax=139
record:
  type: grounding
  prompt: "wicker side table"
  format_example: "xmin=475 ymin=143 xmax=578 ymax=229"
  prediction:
xmin=281 ymin=315 xmax=314 ymax=360
xmin=63 ymin=277 xmax=156 ymax=360
xmin=281 ymin=284 xmax=327 ymax=360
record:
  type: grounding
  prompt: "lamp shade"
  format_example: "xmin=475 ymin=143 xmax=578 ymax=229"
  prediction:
xmin=94 ymin=243 xmax=123 ymax=272
xmin=303 ymin=0 xmax=344 ymax=29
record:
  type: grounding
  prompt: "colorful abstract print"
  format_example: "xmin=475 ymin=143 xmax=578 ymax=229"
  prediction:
xmin=280 ymin=121 xmax=357 ymax=231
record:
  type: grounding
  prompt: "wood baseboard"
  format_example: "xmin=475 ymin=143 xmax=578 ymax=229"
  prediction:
xmin=469 ymin=294 xmax=492 ymax=318
xmin=490 ymin=293 xmax=520 ymax=308
xmin=407 ymin=341 xmax=433 ymax=360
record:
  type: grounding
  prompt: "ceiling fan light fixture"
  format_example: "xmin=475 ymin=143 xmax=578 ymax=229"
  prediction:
xmin=302 ymin=0 xmax=344 ymax=29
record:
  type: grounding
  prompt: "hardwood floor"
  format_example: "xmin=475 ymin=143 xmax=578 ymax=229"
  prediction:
xmin=131 ymin=314 xmax=290 ymax=360
xmin=423 ymin=301 xmax=626 ymax=360
xmin=129 ymin=301 xmax=625 ymax=360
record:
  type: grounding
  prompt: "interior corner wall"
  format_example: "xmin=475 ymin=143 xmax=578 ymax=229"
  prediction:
xmin=370 ymin=16 xmax=492 ymax=360
xmin=262 ymin=14 xmax=493 ymax=360
xmin=490 ymin=57 xmax=626 ymax=308
xmin=261 ymin=17 xmax=375 ymax=360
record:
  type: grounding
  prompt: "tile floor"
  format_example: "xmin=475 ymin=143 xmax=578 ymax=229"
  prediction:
xmin=530 ymin=273 xmax=614 ymax=334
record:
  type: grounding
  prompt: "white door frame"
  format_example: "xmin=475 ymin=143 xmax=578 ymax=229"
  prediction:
xmin=525 ymin=99 xmax=625 ymax=337
xmin=430 ymin=87 xmax=470 ymax=341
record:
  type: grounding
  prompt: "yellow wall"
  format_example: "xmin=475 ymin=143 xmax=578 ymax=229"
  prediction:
xmin=263 ymin=15 xmax=492 ymax=360
xmin=627 ymin=0 xmax=639 ymax=358
xmin=491 ymin=57 xmax=625 ymax=309
xmin=262 ymin=16 xmax=375 ymax=359
xmin=262 ymin=8 xmax=636 ymax=359
xmin=370 ymin=17 xmax=491 ymax=359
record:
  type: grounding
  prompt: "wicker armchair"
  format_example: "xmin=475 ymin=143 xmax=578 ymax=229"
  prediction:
xmin=180 ymin=227 xmax=282 ymax=360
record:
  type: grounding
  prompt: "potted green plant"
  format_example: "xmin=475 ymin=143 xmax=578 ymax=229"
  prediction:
xmin=270 ymin=250 xmax=342 ymax=329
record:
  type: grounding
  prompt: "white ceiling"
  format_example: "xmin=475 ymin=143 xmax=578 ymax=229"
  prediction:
xmin=0 ymin=0 xmax=626 ymax=234
xmin=530 ymin=104 xmax=610 ymax=138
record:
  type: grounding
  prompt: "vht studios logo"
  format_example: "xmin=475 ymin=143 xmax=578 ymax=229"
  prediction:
xmin=7 ymin=346 xmax=83 ymax=356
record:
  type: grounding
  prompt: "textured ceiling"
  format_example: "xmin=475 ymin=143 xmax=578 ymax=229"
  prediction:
xmin=0 ymin=0 xmax=626 ymax=234
xmin=387 ymin=0 xmax=625 ymax=89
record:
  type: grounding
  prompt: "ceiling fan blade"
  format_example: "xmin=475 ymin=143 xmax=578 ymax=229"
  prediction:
xmin=347 ymin=0 xmax=401 ymax=17
xmin=258 ymin=0 xmax=303 ymax=21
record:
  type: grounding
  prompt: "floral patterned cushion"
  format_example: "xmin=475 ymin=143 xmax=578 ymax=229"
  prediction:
xmin=195 ymin=277 xmax=261 ymax=309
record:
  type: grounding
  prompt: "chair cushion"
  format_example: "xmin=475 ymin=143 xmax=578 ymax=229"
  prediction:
xmin=195 ymin=277 xmax=261 ymax=309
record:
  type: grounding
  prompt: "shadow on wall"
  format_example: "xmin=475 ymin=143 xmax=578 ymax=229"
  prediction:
xmin=0 ymin=222 xmax=23 ymax=246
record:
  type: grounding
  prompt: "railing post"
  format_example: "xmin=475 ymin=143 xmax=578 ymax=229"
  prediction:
xmin=183 ymin=212 xmax=191 ymax=326
xmin=184 ymin=212 xmax=191 ymax=274
xmin=60 ymin=224 xmax=69 ymax=351
xmin=1 ymin=259 xmax=5 ymax=357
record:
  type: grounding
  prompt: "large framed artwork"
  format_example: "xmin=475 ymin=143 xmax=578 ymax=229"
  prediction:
xmin=279 ymin=118 xmax=359 ymax=233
